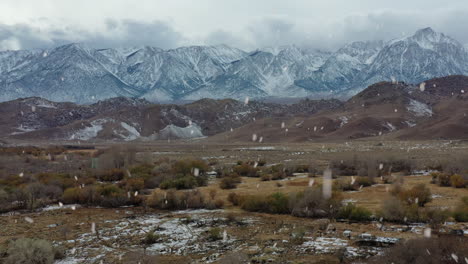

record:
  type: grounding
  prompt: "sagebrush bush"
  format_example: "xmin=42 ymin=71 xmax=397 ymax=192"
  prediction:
xmin=97 ymin=168 xmax=126 ymax=182
xmin=233 ymin=164 xmax=259 ymax=177
xmin=240 ymin=192 xmax=290 ymax=214
xmin=227 ymin=192 xmax=241 ymax=206
xmin=368 ymin=236 xmax=468 ymax=264
xmin=219 ymin=176 xmax=239 ymax=189
xmin=5 ymin=238 xmax=55 ymax=264
xmin=398 ymin=184 xmax=432 ymax=207
xmin=338 ymin=203 xmax=372 ymax=221
xmin=207 ymin=227 xmax=222 ymax=241
xmin=450 ymin=174 xmax=466 ymax=188
xmin=453 ymin=196 xmax=468 ymax=222
xmin=147 ymin=189 xmax=212 ymax=210
xmin=289 ymin=187 xmax=343 ymax=218
xmin=380 ymin=197 xmax=406 ymax=222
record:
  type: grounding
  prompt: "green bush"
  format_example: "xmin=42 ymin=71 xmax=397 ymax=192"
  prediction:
xmin=5 ymin=238 xmax=55 ymax=264
xmin=142 ymin=231 xmax=161 ymax=245
xmin=398 ymin=184 xmax=432 ymax=207
xmin=207 ymin=227 xmax=222 ymax=241
xmin=453 ymin=196 xmax=468 ymax=222
xmin=240 ymin=192 xmax=290 ymax=214
xmin=233 ymin=164 xmax=259 ymax=177
xmin=338 ymin=203 xmax=372 ymax=221
xmin=451 ymin=174 xmax=466 ymax=188
xmin=219 ymin=177 xmax=239 ymax=189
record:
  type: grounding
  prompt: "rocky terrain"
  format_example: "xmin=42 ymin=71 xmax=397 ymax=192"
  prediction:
xmin=2 ymin=75 xmax=468 ymax=142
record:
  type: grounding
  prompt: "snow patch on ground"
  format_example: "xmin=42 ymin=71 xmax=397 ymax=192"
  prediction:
xmin=69 ymin=119 xmax=108 ymax=140
xmin=158 ymin=123 xmax=204 ymax=139
xmin=117 ymin=122 xmax=141 ymax=141
xmin=407 ymin=99 xmax=432 ymax=117
xmin=339 ymin=116 xmax=349 ymax=127
xmin=384 ymin=122 xmax=396 ymax=131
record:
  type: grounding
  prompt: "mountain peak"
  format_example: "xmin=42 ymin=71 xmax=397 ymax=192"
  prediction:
xmin=415 ymin=27 xmax=436 ymax=36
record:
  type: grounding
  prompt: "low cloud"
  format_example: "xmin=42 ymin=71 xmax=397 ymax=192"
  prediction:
xmin=1 ymin=8 xmax=468 ymax=52
xmin=0 ymin=19 xmax=184 ymax=51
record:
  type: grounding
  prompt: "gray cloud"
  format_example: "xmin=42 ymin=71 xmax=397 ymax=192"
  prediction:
xmin=1 ymin=7 xmax=468 ymax=52
xmin=0 ymin=19 xmax=184 ymax=51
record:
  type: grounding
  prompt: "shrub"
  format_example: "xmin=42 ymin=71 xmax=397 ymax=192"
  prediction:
xmin=289 ymin=187 xmax=343 ymax=219
xmin=425 ymin=208 xmax=450 ymax=230
xmin=368 ymin=236 xmax=468 ymax=264
xmin=142 ymin=231 xmax=161 ymax=245
xmin=147 ymin=189 xmax=207 ymax=210
xmin=451 ymin=174 xmax=466 ymax=188
xmin=437 ymin=173 xmax=451 ymax=187
xmin=219 ymin=177 xmax=239 ymax=189
xmin=233 ymin=164 xmax=259 ymax=177
xmin=98 ymin=168 xmax=126 ymax=182
xmin=227 ymin=192 xmax=241 ymax=206
xmin=5 ymin=238 xmax=55 ymax=264
xmin=159 ymin=176 xmax=198 ymax=190
xmin=398 ymin=184 xmax=432 ymax=207
xmin=207 ymin=227 xmax=222 ymax=241
xmin=240 ymin=192 xmax=290 ymax=214
xmin=380 ymin=197 xmax=406 ymax=222
xmin=338 ymin=203 xmax=372 ymax=221
xmin=453 ymin=196 xmax=468 ymax=222
xmin=260 ymin=173 xmax=271 ymax=181
xmin=62 ymin=187 xmax=81 ymax=204
xmin=355 ymin=176 xmax=374 ymax=187
xmin=122 ymin=178 xmax=145 ymax=191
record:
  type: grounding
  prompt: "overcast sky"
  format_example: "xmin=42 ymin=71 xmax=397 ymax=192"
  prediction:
xmin=1 ymin=0 xmax=468 ymax=51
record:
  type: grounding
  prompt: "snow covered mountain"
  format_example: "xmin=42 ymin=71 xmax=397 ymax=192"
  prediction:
xmin=0 ymin=27 xmax=467 ymax=103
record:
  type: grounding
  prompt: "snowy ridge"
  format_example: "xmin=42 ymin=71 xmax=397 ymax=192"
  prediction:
xmin=1 ymin=28 xmax=468 ymax=103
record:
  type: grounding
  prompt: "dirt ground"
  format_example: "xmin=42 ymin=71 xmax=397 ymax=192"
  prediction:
xmin=1 ymin=140 xmax=468 ymax=263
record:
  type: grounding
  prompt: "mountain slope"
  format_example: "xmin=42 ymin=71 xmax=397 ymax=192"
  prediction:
xmin=1 ymin=28 xmax=467 ymax=103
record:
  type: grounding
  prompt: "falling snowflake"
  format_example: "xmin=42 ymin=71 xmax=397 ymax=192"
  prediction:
xmin=58 ymin=202 xmax=63 ymax=207
xmin=322 ymin=168 xmax=332 ymax=199
xmin=451 ymin=253 xmax=458 ymax=263
xmin=259 ymin=136 xmax=263 ymax=143
xmin=134 ymin=191 xmax=138 ymax=196
xmin=31 ymin=106 xmax=36 ymax=112
xmin=391 ymin=76 xmax=397 ymax=84
xmin=462 ymin=90 xmax=465 ymax=94
xmin=252 ymin=134 xmax=258 ymax=142
xmin=308 ymin=178 xmax=314 ymax=187
xmin=42 ymin=51 xmax=48 ymax=57
xmin=244 ymin=97 xmax=249 ymax=105
xmin=24 ymin=217 xmax=34 ymax=224
xmin=193 ymin=168 xmax=200 ymax=177
xmin=379 ymin=163 xmax=384 ymax=170
xmin=19 ymin=172 xmax=24 ymax=178
xmin=419 ymin=82 xmax=426 ymax=92
xmin=281 ymin=122 xmax=285 ymax=129
xmin=91 ymin=222 xmax=96 ymax=233
xmin=394 ymin=109 xmax=398 ymax=113
xmin=423 ymin=228 xmax=431 ymax=238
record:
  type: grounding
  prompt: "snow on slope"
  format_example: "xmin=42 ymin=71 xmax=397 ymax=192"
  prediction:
xmin=1 ymin=28 xmax=468 ymax=103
